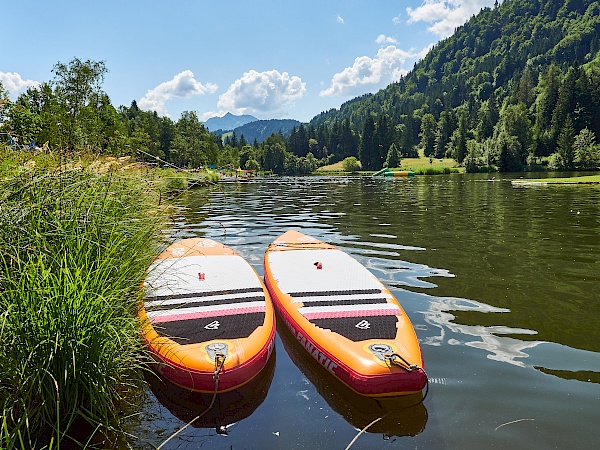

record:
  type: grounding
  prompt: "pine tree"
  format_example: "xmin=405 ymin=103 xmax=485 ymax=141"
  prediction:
xmin=359 ymin=116 xmax=376 ymax=169
xmin=384 ymin=143 xmax=402 ymax=168
xmin=557 ymin=117 xmax=575 ymax=169
xmin=419 ymin=113 xmax=437 ymax=156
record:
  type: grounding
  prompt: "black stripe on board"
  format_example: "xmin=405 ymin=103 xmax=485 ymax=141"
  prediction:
xmin=311 ymin=315 xmax=398 ymax=342
xmin=289 ymin=289 xmax=382 ymax=298
xmin=300 ymin=297 xmax=388 ymax=308
xmin=153 ymin=312 xmax=266 ymax=345
xmin=145 ymin=287 xmax=264 ymax=303
xmin=145 ymin=295 xmax=266 ymax=312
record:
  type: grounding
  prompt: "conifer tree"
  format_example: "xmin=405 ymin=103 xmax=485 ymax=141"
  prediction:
xmin=384 ymin=143 xmax=401 ymax=168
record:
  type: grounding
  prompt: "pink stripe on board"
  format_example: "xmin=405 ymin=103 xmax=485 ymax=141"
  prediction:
xmin=302 ymin=308 xmax=400 ymax=320
xmin=151 ymin=305 xmax=266 ymax=323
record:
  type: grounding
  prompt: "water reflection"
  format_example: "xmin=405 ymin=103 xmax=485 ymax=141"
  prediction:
xmin=421 ymin=295 xmax=541 ymax=367
xmin=142 ymin=176 xmax=600 ymax=449
xmin=534 ymin=367 xmax=600 ymax=384
xmin=276 ymin=319 xmax=428 ymax=439
xmin=145 ymin=351 xmax=275 ymax=439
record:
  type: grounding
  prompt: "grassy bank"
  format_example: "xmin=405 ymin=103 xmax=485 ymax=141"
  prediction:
xmin=0 ymin=149 xmax=172 ymax=448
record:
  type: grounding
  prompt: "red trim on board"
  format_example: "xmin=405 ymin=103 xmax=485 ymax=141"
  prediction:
xmin=145 ymin=312 xmax=276 ymax=393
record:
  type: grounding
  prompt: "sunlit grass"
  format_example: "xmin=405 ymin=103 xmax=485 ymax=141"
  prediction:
xmin=317 ymin=149 xmax=462 ymax=175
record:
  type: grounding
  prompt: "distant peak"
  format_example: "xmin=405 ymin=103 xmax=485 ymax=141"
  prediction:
xmin=203 ymin=112 xmax=259 ymax=132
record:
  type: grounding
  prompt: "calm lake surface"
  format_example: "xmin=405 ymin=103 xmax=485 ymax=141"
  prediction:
xmin=133 ymin=173 xmax=600 ymax=449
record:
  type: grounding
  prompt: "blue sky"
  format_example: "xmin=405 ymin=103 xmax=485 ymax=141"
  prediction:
xmin=1 ymin=1 xmax=497 ymax=123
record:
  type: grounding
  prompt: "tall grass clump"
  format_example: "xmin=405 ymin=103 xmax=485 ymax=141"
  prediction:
xmin=156 ymin=168 xmax=189 ymax=193
xmin=0 ymin=157 xmax=166 ymax=448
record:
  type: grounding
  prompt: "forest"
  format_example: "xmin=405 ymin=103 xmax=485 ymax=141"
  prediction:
xmin=2 ymin=0 xmax=600 ymax=173
xmin=310 ymin=0 xmax=600 ymax=172
xmin=0 ymin=59 xmax=321 ymax=176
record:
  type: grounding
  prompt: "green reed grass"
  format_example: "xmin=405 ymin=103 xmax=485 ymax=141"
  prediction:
xmin=0 ymin=151 xmax=167 ymax=448
xmin=155 ymin=168 xmax=189 ymax=192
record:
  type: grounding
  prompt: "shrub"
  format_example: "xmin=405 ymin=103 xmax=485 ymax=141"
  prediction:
xmin=342 ymin=156 xmax=361 ymax=172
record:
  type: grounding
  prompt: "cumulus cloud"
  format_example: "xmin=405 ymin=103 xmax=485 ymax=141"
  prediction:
xmin=407 ymin=0 xmax=498 ymax=38
xmin=336 ymin=14 xmax=345 ymax=24
xmin=376 ymin=34 xmax=399 ymax=45
xmin=0 ymin=72 xmax=41 ymax=99
xmin=320 ymin=45 xmax=429 ymax=97
xmin=216 ymin=69 xmax=306 ymax=118
xmin=138 ymin=70 xmax=217 ymax=116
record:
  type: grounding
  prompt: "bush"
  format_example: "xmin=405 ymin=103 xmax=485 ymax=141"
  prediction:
xmin=342 ymin=156 xmax=361 ymax=172
xmin=547 ymin=152 xmax=565 ymax=170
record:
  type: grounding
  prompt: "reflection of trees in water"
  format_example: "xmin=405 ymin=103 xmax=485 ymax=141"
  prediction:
xmin=534 ymin=367 xmax=600 ymax=385
xmin=421 ymin=296 xmax=542 ymax=367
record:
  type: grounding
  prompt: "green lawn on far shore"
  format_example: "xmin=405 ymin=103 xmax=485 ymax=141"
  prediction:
xmin=512 ymin=174 xmax=600 ymax=185
xmin=318 ymin=150 xmax=461 ymax=174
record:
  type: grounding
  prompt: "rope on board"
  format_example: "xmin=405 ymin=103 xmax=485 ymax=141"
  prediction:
xmin=384 ymin=353 xmax=430 ymax=403
xmin=156 ymin=353 xmax=226 ymax=449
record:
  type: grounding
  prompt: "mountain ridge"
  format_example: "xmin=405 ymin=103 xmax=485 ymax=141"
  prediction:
xmin=303 ymin=0 xmax=600 ymax=171
xmin=217 ymin=118 xmax=301 ymax=144
xmin=203 ymin=112 xmax=258 ymax=132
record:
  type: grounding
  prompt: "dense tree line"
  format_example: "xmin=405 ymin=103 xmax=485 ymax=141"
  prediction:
xmin=306 ymin=0 xmax=600 ymax=171
xmin=0 ymin=59 xmax=317 ymax=175
xmin=3 ymin=0 xmax=599 ymax=174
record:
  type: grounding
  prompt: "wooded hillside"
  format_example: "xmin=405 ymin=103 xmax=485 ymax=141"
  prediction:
xmin=307 ymin=0 xmax=600 ymax=171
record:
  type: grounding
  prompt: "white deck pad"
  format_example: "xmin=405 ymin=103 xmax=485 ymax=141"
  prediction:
xmin=267 ymin=249 xmax=383 ymax=294
xmin=145 ymin=254 xmax=263 ymax=299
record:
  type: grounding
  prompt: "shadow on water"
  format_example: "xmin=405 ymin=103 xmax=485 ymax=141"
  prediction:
xmin=276 ymin=316 xmax=428 ymax=439
xmin=145 ymin=350 xmax=276 ymax=434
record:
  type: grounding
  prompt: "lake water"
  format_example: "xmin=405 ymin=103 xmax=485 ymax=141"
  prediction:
xmin=132 ymin=173 xmax=600 ymax=449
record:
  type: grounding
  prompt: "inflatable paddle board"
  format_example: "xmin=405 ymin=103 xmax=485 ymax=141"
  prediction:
xmin=264 ymin=230 xmax=427 ymax=397
xmin=140 ymin=238 xmax=275 ymax=393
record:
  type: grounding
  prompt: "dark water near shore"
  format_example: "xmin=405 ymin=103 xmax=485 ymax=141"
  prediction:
xmin=132 ymin=173 xmax=600 ymax=449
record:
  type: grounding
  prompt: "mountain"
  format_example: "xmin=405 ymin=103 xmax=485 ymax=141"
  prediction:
xmin=307 ymin=0 xmax=600 ymax=171
xmin=230 ymin=119 xmax=301 ymax=143
xmin=203 ymin=112 xmax=258 ymax=132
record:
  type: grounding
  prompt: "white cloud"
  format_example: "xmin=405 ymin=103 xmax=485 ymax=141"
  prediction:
xmin=138 ymin=70 xmax=217 ymax=116
xmin=392 ymin=14 xmax=402 ymax=25
xmin=336 ymin=14 xmax=345 ymax=24
xmin=376 ymin=34 xmax=399 ymax=45
xmin=407 ymin=1 xmax=497 ymax=38
xmin=216 ymin=70 xmax=306 ymax=118
xmin=320 ymin=45 xmax=430 ymax=97
xmin=0 ymin=72 xmax=41 ymax=99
